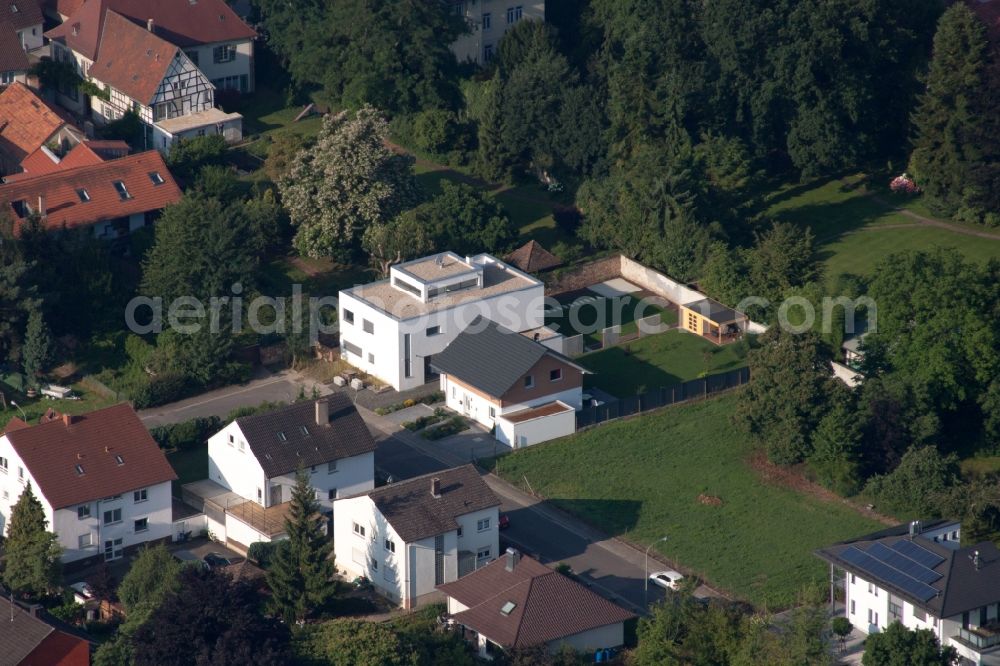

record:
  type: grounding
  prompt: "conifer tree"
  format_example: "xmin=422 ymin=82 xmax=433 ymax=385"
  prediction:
xmin=266 ymin=466 xmax=336 ymax=623
xmin=22 ymin=310 xmax=53 ymax=387
xmin=3 ymin=482 xmax=61 ymax=596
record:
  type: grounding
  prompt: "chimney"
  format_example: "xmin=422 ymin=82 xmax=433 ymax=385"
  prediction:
xmin=36 ymin=195 xmax=45 ymax=218
xmin=505 ymin=547 xmax=520 ymax=572
xmin=430 ymin=477 xmax=441 ymax=498
xmin=63 ymin=413 xmax=75 ymax=427
xmin=146 ymin=18 xmax=154 ymax=32
xmin=28 ymin=604 xmax=41 ymax=617
xmin=909 ymin=520 xmax=922 ymax=539
xmin=315 ymin=398 xmax=329 ymax=426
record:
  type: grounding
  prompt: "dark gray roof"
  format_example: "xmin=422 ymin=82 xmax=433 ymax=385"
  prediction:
xmin=816 ymin=522 xmax=1000 ymax=618
xmin=430 ymin=316 xmax=587 ymax=398
xmin=367 ymin=464 xmax=500 ymax=543
xmin=0 ymin=603 xmax=55 ymax=665
xmin=236 ymin=394 xmax=376 ymax=478
xmin=684 ymin=298 xmax=745 ymax=324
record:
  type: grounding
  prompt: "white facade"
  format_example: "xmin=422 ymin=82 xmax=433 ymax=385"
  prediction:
xmin=450 ymin=0 xmax=545 ymax=65
xmin=207 ymin=420 xmax=375 ymax=512
xmin=339 ymin=252 xmax=545 ymax=391
xmin=441 ymin=373 xmax=581 ymax=432
xmin=182 ymin=39 xmax=254 ymax=93
xmin=18 ymin=22 xmax=43 ymax=52
xmin=0 ymin=434 xmax=172 ymax=563
xmin=495 ymin=402 xmax=576 ymax=449
xmin=333 ymin=495 xmax=499 ymax=608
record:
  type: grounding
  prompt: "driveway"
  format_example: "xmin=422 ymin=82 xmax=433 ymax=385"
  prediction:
xmin=139 ymin=368 xmax=331 ymax=426
xmin=360 ymin=403 xmax=719 ymax=615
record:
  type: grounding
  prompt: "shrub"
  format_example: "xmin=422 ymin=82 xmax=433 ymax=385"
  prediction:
xmin=150 ymin=415 xmax=222 ymax=451
xmin=248 ymin=541 xmax=278 ymax=568
xmin=420 ymin=415 xmax=467 ymax=440
xmin=130 ymin=372 xmax=189 ymax=409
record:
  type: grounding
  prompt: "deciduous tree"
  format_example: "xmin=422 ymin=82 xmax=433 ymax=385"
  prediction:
xmin=862 ymin=621 xmax=957 ymax=666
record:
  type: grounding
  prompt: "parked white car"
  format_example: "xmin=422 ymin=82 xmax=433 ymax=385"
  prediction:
xmin=648 ymin=569 xmax=685 ymax=591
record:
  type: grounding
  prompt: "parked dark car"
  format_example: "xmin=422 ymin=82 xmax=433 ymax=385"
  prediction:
xmin=203 ymin=552 xmax=235 ymax=568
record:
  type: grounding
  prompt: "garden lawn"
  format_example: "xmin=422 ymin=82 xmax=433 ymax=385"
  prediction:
xmin=580 ymin=330 xmax=748 ymax=397
xmin=491 ymin=394 xmax=883 ymax=608
xmin=0 ymin=383 xmax=117 ymax=425
xmin=764 ymin=176 xmax=1000 ymax=282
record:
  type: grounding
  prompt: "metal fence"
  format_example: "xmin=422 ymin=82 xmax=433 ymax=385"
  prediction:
xmin=576 ymin=366 xmax=750 ymax=429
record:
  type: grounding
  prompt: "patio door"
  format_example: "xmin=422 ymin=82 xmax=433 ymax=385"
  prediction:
xmin=104 ymin=537 xmax=123 ymax=561
xmin=271 ymin=485 xmax=283 ymax=505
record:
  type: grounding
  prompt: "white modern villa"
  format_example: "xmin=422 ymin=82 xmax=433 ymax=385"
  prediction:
xmin=338 ymin=252 xmax=545 ymax=391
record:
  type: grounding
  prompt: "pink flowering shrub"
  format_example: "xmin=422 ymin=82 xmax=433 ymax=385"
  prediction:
xmin=889 ymin=173 xmax=920 ymax=195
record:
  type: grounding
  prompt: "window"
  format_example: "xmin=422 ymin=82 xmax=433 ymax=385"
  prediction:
xmin=78 ymin=504 xmax=91 ymax=519
xmin=0 ymin=71 xmax=13 ymax=85
xmin=76 ymin=188 xmax=90 ymax=202
xmin=506 ymin=5 xmax=522 ymax=24
xmin=148 ymin=171 xmax=164 ymax=185
xmin=426 ymin=326 xmax=441 ymax=336
xmin=0 ymin=456 xmax=7 ymax=472
xmin=103 ymin=508 xmax=122 ymax=525
xmin=185 ymin=50 xmax=199 ymax=65
xmin=385 ymin=538 xmax=395 ymax=553
xmin=500 ymin=601 xmax=516 ymax=616
xmin=277 ymin=432 xmax=287 ymax=442
xmin=75 ymin=464 xmax=84 ymax=476
xmin=327 ymin=488 xmax=337 ymax=500
xmin=343 ymin=340 xmax=361 ymax=357
xmin=78 ymin=533 xmax=93 ymax=548
xmin=477 ymin=547 xmax=491 ymax=560
xmin=477 ymin=518 xmax=490 ymax=532
xmin=370 ymin=557 xmax=378 ymax=571
xmin=353 ymin=522 xmax=366 ymax=538
xmin=403 ymin=333 xmax=412 ymax=379
xmin=9 ymin=4 xmax=17 ymax=13
xmin=363 ymin=319 xmax=374 ymax=334
xmin=113 ymin=180 xmax=131 ymax=200
xmin=1 ymin=490 xmax=6 ymax=499
xmin=482 ymin=12 xmax=491 ymax=30
xmin=457 ymin=526 xmax=463 ymax=538
xmin=115 ymin=454 xmax=124 ymax=466
xmin=212 ymin=43 xmax=235 ymax=63
xmin=952 ymin=530 xmax=959 ymax=541
xmin=228 ymin=434 xmax=234 ymax=446
xmin=257 ymin=487 xmax=263 ymax=502
xmin=133 ymin=489 xmax=147 ymax=503
xmin=368 ymin=352 xmax=375 ymax=364
xmin=549 ymin=368 xmax=562 ymax=382
xmin=393 ymin=277 xmax=421 ymax=297
xmin=889 ymin=601 xmax=902 ymax=620
xmin=489 ymin=406 xmax=496 ymax=419
xmin=18 ymin=465 xmax=24 ymax=481
xmin=850 ymin=600 xmax=855 ymax=615
xmin=134 ymin=518 xmax=148 ymax=533
xmin=343 ymin=309 xmax=354 ymax=324
xmin=850 ymin=573 xmax=856 ymax=584
xmin=238 ymin=439 xmax=245 ymax=451
xmin=868 ymin=609 xmax=873 ymax=624
xmin=301 ymin=426 xmax=310 ymax=436
xmin=427 ymin=278 xmax=479 ymax=298
xmin=328 ymin=461 xmax=337 ymax=474
xmin=523 ymin=375 xmax=534 ymax=389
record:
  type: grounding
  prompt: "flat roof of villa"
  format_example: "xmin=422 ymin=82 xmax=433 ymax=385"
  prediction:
xmin=155 ymin=107 xmax=242 ymax=134
xmin=345 ymin=262 xmax=541 ymax=320
xmin=503 ymin=401 xmax=574 ymax=424
xmin=395 ymin=252 xmax=478 ymax=281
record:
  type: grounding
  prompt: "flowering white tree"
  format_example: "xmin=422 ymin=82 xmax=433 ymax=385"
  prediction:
xmin=279 ymin=106 xmax=419 ymax=259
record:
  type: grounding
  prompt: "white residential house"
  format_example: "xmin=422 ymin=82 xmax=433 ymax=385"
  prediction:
xmin=195 ymin=396 xmax=376 ymax=551
xmin=449 ymin=0 xmax=545 ymax=65
xmin=333 ymin=465 xmax=500 ymax=609
xmin=431 ymin=315 xmax=587 ymax=447
xmin=46 ymin=5 xmax=244 ymax=150
xmin=0 ymin=404 xmax=177 ymax=569
xmin=818 ymin=519 xmax=1000 ymax=666
xmin=338 ymin=251 xmax=545 ymax=392
xmin=439 ymin=548 xmax=635 ymax=658
xmin=5 ymin=0 xmax=43 ymax=52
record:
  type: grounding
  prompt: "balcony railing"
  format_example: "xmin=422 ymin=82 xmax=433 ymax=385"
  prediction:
xmin=956 ymin=626 xmax=1000 ymax=652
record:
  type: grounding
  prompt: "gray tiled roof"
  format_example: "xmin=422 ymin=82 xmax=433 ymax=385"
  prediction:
xmin=430 ymin=316 xmax=585 ymax=398
xmin=368 ymin=464 xmax=500 ymax=543
xmin=236 ymin=394 xmax=376 ymax=479
xmin=0 ymin=604 xmax=54 ymax=665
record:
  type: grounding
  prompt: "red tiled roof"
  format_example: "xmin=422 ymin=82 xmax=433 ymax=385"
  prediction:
xmin=22 ymin=628 xmax=91 ymax=666
xmin=505 ymin=240 xmax=562 ymax=273
xmin=89 ymin=10 xmax=177 ymax=104
xmin=5 ymin=416 xmax=29 ymax=433
xmin=0 ymin=83 xmax=69 ymax=163
xmin=439 ymin=553 xmax=635 ymax=649
xmin=46 ymin=0 xmax=254 ymax=59
xmin=4 ymin=403 xmax=177 ymax=510
xmin=0 ymin=150 xmax=182 ymax=232
xmin=44 ymin=0 xmax=85 ymax=19
xmin=0 ymin=21 xmax=28 ymax=73
xmin=3 ymin=0 xmax=43 ymax=31
xmin=15 ymin=141 xmax=104 ymax=179
xmin=82 ymin=139 xmax=129 ymax=159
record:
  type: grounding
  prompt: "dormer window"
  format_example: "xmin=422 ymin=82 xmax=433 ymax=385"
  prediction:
xmin=76 ymin=188 xmax=90 ymax=202
xmin=113 ymin=180 xmax=131 ymax=200
xmin=277 ymin=431 xmax=287 ymax=442
xmin=75 ymin=464 xmax=84 ymax=475
xmin=10 ymin=4 xmax=18 ymax=13
xmin=114 ymin=454 xmax=124 ymax=466
xmin=148 ymin=171 xmax=164 ymax=185
xmin=300 ymin=425 xmax=309 ymax=436
xmin=500 ymin=601 xmax=516 ymax=616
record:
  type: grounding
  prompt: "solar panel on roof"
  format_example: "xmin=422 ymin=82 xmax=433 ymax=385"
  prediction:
xmin=839 ymin=546 xmax=939 ymax=602
xmin=867 ymin=542 xmax=943 ymax=584
xmin=891 ymin=539 xmax=945 ymax=568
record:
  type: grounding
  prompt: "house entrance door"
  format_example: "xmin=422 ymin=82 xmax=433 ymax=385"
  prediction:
xmin=104 ymin=537 xmax=123 ymax=561
xmin=463 ymin=393 xmax=474 ymax=418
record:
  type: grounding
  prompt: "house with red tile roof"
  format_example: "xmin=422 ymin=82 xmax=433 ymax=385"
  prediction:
xmin=2 ymin=0 xmax=43 ymax=52
xmin=0 ymin=603 xmax=90 ymax=666
xmin=0 ymin=149 xmax=182 ymax=237
xmin=0 ymin=82 xmax=85 ymax=175
xmin=46 ymin=4 xmax=243 ymax=151
xmin=0 ymin=403 xmax=177 ymax=568
xmin=439 ymin=549 xmax=635 ymax=659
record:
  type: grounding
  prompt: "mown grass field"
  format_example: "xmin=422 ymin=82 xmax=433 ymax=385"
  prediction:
xmin=491 ymin=394 xmax=883 ymax=609
xmin=764 ymin=176 xmax=1000 ymax=282
xmin=580 ymin=330 xmax=749 ymax=397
